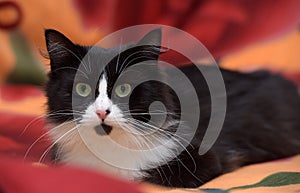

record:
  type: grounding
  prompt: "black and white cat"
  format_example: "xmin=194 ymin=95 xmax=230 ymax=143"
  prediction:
xmin=45 ymin=28 xmax=300 ymax=188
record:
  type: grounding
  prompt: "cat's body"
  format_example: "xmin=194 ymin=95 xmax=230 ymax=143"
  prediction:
xmin=145 ymin=65 xmax=300 ymax=187
xmin=45 ymin=28 xmax=300 ymax=188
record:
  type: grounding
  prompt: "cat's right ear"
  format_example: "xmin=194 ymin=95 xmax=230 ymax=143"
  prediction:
xmin=45 ymin=29 xmax=78 ymax=71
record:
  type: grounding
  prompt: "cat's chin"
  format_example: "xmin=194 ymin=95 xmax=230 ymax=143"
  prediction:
xmin=94 ymin=124 xmax=113 ymax=135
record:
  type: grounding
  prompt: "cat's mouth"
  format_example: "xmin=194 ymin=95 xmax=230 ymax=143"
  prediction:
xmin=94 ymin=123 xmax=113 ymax=136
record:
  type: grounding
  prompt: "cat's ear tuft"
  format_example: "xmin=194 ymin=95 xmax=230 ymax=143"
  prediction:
xmin=137 ymin=28 xmax=162 ymax=47
xmin=45 ymin=29 xmax=78 ymax=70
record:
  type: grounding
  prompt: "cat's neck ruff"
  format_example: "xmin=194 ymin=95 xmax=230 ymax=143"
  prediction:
xmin=49 ymin=121 xmax=178 ymax=180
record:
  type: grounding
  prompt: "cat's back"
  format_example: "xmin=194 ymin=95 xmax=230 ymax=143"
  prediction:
xmin=178 ymin=64 xmax=300 ymax=109
xmin=178 ymin=64 xmax=300 ymax=169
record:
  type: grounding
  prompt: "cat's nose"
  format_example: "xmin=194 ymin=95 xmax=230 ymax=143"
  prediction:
xmin=96 ymin=109 xmax=110 ymax=120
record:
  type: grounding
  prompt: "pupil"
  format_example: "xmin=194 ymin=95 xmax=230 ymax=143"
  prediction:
xmin=121 ymin=85 xmax=126 ymax=93
xmin=81 ymin=85 xmax=86 ymax=92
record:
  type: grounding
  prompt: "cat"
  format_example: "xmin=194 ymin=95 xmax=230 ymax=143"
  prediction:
xmin=45 ymin=28 xmax=300 ymax=188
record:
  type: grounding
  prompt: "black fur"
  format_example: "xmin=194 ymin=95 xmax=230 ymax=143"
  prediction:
xmin=45 ymin=29 xmax=300 ymax=188
xmin=145 ymin=65 xmax=300 ymax=187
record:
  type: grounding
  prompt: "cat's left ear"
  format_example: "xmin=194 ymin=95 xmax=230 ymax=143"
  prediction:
xmin=45 ymin=29 xmax=81 ymax=71
xmin=133 ymin=28 xmax=162 ymax=61
xmin=137 ymin=28 xmax=162 ymax=47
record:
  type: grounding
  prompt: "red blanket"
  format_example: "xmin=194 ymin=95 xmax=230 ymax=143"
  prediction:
xmin=73 ymin=0 xmax=300 ymax=58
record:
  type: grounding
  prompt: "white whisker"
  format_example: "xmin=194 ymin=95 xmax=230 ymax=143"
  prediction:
xmin=38 ymin=121 xmax=80 ymax=163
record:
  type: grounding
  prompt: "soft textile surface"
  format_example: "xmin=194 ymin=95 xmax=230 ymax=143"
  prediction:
xmin=1 ymin=0 xmax=300 ymax=83
xmin=141 ymin=156 xmax=300 ymax=193
xmin=0 ymin=76 xmax=300 ymax=192
xmin=0 ymin=157 xmax=143 ymax=193
xmin=73 ymin=0 xmax=300 ymax=59
xmin=0 ymin=1 xmax=300 ymax=192
xmin=199 ymin=157 xmax=300 ymax=193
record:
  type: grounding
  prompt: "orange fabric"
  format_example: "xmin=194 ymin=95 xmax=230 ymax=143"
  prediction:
xmin=0 ymin=0 xmax=103 ymax=82
xmin=0 ymin=84 xmax=46 ymax=115
xmin=0 ymin=31 xmax=15 ymax=83
xmin=140 ymin=156 xmax=300 ymax=193
xmin=222 ymin=30 xmax=300 ymax=73
xmin=201 ymin=156 xmax=300 ymax=192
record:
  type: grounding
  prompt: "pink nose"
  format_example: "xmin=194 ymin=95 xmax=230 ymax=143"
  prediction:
xmin=96 ymin=109 xmax=110 ymax=120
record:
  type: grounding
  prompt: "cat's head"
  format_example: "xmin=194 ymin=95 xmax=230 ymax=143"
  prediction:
xmin=45 ymin=28 xmax=180 ymax=150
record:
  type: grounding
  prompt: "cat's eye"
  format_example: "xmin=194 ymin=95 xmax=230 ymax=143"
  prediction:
xmin=75 ymin=83 xmax=91 ymax=97
xmin=115 ymin=83 xmax=131 ymax=97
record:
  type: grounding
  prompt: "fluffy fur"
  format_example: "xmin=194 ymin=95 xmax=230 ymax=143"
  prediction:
xmin=45 ymin=28 xmax=300 ymax=188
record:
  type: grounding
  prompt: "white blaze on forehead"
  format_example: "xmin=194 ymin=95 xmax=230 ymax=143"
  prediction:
xmin=96 ymin=74 xmax=111 ymax=110
xmin=98 ymin=74 xmax=108 ymax=96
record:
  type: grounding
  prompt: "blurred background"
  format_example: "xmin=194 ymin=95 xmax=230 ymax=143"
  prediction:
xmin=1 ymin=0 xmax=300 ymax=85
xmin=0 ymin=0 xmax=300 ymax=161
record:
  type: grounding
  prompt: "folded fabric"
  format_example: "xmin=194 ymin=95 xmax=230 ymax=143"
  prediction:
xmin=140 ymin=156 xmax=300 ymax=193
xmin=73 ymin=0 xmax=300 ymax=59
xmin=0 ymin=157 xmax=143 ymax=193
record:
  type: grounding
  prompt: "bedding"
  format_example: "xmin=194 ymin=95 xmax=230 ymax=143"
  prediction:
xmin=1 ymin=1 xmax=300 ymax=192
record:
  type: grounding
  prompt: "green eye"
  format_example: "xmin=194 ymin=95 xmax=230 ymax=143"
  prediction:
xmin=75 ymin=83 xmax=91 ymax=97
xmin=115 ymin=83 xmax=131 ymax=97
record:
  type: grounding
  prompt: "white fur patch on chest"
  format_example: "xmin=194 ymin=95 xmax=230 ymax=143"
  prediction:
xmin=49 ymin=121 xmax=177 ymax=180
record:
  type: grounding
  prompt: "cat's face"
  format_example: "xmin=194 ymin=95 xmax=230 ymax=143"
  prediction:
xmin=45 ymin=29 xmax=180 ymax=155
